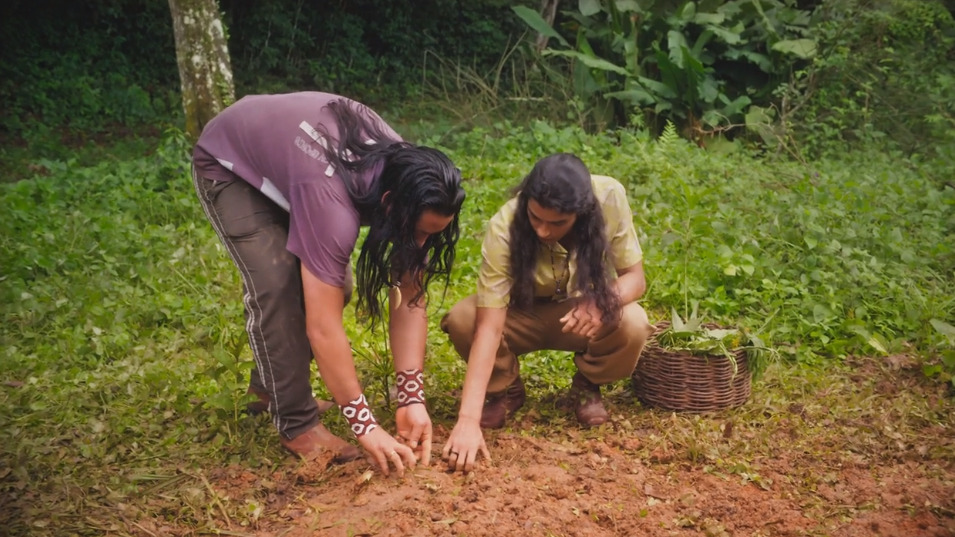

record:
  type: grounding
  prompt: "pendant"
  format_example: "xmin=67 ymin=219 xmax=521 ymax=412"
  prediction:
xmin=553 ymin=286 xmax=568 ymax=302
xmin=392 ymin=285 xmax=402 ymax=310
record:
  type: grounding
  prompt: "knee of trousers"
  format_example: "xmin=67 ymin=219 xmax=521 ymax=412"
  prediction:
xmin=593 ymin=302 xmax=653 ymax=373
xmin=440 ymin=295 xmax=477 ymax=360
xmin=620 ymin=302 xmax=653 ymax=344
xmin=620 ymin=302 xmax=653 ymax=361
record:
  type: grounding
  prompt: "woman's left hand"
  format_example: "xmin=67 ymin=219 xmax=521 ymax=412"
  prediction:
xmin=560 ymin=299 xmax=604 ymax=339
xmin=395 ymin=403 xmax=433 ymax=466
xmin=441 ymin=417 xmax=489 ymax=473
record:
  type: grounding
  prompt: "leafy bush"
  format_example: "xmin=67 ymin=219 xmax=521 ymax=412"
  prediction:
xmin=0 ymin=0 xmax=535 ymax=144
xmin=779 ymin=0 xmax=955 ymax=159
xmin=513 ymin=0 xmax=817 ymax=138
xmin=0 ymin=1 xmax=179 ymax=138
xmin=221 ymin=0 xmax=537 ymax=101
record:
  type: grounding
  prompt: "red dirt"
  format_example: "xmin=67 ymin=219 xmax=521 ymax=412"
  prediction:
xmin=201 ymin=422 xmax=953 ymax=535
xmin=131 ymin=356 xmax=955 ymax=537
xmin=195 ymin=427 xmax=953 ymax=537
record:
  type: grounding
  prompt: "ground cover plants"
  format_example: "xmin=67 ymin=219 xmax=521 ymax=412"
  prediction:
xmin=1 ymin=120 xmax=953 ymax=536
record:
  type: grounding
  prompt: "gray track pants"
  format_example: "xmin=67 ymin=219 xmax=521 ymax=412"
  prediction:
xmin=192 ymin=167 xmax=349 ymax=440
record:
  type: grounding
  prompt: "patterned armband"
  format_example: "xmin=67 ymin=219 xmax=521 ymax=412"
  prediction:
xmin=395 ymin=369 xmax=425 ymax=408
xmin=342 ymin=393 xmax=378 ymax=437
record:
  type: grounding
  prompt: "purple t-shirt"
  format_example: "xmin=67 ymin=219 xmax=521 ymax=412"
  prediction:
xmin=193 ymin=92 xmax=400 ymax=287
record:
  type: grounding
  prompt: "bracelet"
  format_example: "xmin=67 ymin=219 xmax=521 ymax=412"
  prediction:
xmin=341 ymin=393 xmax=378 ymax=437
xmin=395 ymin=369 xmax=425 ymax=407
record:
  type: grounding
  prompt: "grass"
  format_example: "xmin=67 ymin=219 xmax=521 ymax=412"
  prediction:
xmin=0 ymin=112 xmax=953 ymax=535
xmin=0 ymin=124 xmax=166 ymax=184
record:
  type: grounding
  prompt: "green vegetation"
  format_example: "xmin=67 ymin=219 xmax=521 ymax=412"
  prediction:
xmin=442 ymin=120 xmax=954 ymax=363
xmin=0 ymin=0 xmax=534 ymax=141
xmin=1 ymin=115 xmax=953 ymax=534
xmin=784 ymin=0 xmax=955 ymax=160
xmin=653 ymin=304 xmax=764 ymax=380
xmin=514 ymin=0 xmax=816 ymax=137
xmin=4 ymin=0 xmax=953 ymax=178
xmin=1 ymin=0 xmax=954 ymax=534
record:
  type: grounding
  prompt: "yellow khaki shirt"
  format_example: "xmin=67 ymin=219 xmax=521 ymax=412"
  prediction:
xmin=476 ymin=174 xmax=642 ymax=308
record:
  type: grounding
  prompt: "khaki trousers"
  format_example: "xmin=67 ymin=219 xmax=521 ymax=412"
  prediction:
xmin=441 ymin=295 xmax=653 ymax=394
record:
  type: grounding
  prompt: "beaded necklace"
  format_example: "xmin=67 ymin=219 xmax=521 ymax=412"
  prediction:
xmin=549 ymin=246 xmax=570 ymax=300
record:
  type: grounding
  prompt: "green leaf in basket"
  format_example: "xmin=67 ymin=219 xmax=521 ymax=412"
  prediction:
xmin=670 ymin=307 xmax=686 ymax=331
xmin=704 ymin=328 xmax=739 ymax=341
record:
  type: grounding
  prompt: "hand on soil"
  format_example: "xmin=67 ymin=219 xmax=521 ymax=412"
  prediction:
xmin=396 ymin=403 xmax=433 ymax=466
xmin=358 ymin=427 xmax=416 ymax=477
xmin=442 ymin=418 xmax=491 ymax=473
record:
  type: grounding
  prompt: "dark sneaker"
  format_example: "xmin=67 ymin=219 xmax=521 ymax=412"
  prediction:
xmin=480 ymin=376 xmax=527 ymax=429
xmin=280 ymin=423 xmax=361 ymax=464
xmin=570 ymin=372 xmax=609 ymax=427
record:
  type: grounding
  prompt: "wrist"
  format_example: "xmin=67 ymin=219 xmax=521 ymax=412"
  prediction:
xmin=342 ymin=393 xmax=378 ymax=437
xmin=457 ymin=412 xmax=482 ymax=424
xmin=395 ymin=369 xmax=425 ymax=407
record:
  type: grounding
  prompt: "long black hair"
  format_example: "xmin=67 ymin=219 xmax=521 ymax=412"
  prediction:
xmin=508 ymin=153 xmax=621 ymax=324
xmin=318 ymin=98 xmax=465 ymax=328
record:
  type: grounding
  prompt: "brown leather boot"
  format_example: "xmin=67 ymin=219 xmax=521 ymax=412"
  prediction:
xmin=246 ymin=387 xmax=336 ymax=416
xmin=280 ymin=423 xmax=361 ymax=463
xmin=570 ymin=372 xmax=609 ymax=427
xmin=480 ymin=376 xmax=526 ymax=429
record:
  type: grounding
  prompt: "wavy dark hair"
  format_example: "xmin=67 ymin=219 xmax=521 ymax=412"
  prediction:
xmin=508 ymin=153 xmax=621 ymax=324
xmin=317 ymin=98 xmax=466 ymax=329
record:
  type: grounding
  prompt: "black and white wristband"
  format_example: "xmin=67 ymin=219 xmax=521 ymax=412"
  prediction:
xmin=395 ymin=369 xmax=425 ymax=408
xmin=342 ymin=393 xmax=378 ymax=437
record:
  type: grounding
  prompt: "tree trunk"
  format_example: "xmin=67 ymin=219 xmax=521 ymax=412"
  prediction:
xmin=168 ymin=0 xmax=235 ymax=141
xmin=534 ymin=0 xmax=560 ymax=53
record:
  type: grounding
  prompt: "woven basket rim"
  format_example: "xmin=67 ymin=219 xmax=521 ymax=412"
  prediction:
xmin=649 ymin=320 xmax=749 ymax=355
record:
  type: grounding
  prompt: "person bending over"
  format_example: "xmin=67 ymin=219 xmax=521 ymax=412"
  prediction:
xmin=440 ymin=153 xmax=651 ymax=473
xmin=192 ymin=92 xmax=465 ymax=476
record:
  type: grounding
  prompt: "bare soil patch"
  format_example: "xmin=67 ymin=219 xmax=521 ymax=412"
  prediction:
xmin=135 ymin=356 xmax=955 ymax=536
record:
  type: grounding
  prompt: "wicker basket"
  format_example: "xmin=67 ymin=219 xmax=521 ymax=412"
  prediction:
xmin=631 ymin=322 xmax=751 ymax=412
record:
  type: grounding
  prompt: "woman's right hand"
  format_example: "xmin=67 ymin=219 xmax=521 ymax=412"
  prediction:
xmin=441 ymin=417 xmax=490 ymax=473
xmin=357 ymin=427 xmax=417 ymax=477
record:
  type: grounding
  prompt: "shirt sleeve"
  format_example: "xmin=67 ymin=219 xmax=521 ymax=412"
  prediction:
xmin=286 ymin=181 xmax=360 ymax=287
xmin=476 ymin=205 xmax=515 ymax=309
xmin=599 ymin=177 xmax=643 ymax=271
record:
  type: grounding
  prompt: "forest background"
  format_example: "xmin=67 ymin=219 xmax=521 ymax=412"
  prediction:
xmin=1 ymin=1 xmax=954 ymax=536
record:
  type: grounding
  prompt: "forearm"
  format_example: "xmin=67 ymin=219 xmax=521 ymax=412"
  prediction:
xmin=300 ymin=264 xmax=365 ymax=406
xmin=457 ymin=342 xmax=497 ymax=422
xmin=613 ymin=263 xmax=647 ymax=303
xmin=457 ymin=309 xmax=506 ymax=422
xmin=309 ymin=327 xmax=364 ymax=405
xmin=388 ymin=285 xmax=428 ymax=372
xmin=613 ymin=274 xmax=644 ymax=303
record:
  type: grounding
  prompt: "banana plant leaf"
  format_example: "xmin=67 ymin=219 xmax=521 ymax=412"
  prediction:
xmin=511 ymin=5 xmax=570 ymax=48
